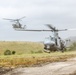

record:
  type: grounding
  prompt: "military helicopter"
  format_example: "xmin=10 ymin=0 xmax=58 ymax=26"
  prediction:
xmin=43 ymin=24 xmax=67 ymax=53
xmin=3 ymin=16 xmax=26 ymax=29
xmin=3 ymin=17 xmax=76 ymax=52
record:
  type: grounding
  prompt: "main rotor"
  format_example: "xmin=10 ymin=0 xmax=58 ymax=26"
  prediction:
xmin=3 ymin=16 xmax=25 ymax=23
xmin=46 ymin=24 xmax=67 ymax=32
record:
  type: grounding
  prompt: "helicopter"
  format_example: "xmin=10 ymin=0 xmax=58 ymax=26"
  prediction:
xmin=3 ymin=16 xmax=26 ymax=29
xmin=43 ymin=24 xmax=67 ymax=53
xmin=3 ymin=17 xmax=76 ymax=52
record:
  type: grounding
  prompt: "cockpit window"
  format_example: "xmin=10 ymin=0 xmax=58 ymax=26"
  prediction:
xmin=45 ymin=37 xmax=55 ymax=41
xmin=50 ymin=37 xmax=55 ymax=41
xmin=51 ymin=37 xmax=53 ymax=40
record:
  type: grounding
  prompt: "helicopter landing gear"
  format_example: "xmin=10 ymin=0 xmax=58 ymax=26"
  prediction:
xmin=60 ymin=47 xmax=66 ymax=53
xmin=44 ymin=49 xmax=50 ymax=53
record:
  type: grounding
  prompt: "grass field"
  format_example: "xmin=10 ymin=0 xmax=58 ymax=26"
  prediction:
xmin=0 ymin=41 xmax=76 ymax=68
xmin=0 ymin=41 xmax=44 ymax=54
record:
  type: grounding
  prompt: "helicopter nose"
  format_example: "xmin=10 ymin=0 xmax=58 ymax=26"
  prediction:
xmin=44 ymin=43 xmax=55 ymax=50
xmin=44 ymin=44 xmax=50 ymax=50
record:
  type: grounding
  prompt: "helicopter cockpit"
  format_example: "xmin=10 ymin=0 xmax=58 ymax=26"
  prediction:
xmin=12 ymin=22 xmax=22 ymax=28
xmin=44 ymin=36 xmax=56 ymax=51
xmin=44 ymin=36 xmax=55 ymax=45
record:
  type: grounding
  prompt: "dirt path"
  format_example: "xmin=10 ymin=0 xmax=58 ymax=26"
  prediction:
xmin=4 ymin=58 xmax=76 ymax=75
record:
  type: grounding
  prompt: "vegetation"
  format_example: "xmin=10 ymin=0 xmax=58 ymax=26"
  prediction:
xmin=12 ymin=51 xmax=16 ymax=55
xmin=4 ymin=50 xmax=11 ymax=55
xmin=0 ymin=41 xmax=43 ymax=55
xmin=0 ymin=51 xmax=76 ymax=67
xmin=68 ymin=42 xmax=76 ymax=51
xmin=0 ymin=41 xmax=76 ymax=68
xmin=4 ymin=50 xmax=16 ymax=55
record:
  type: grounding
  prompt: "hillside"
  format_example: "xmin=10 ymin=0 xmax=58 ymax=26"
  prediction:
xmin=0 ymin=41 xmax=44 ymax=54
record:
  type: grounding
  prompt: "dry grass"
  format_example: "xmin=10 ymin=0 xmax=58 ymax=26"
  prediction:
xmin=0 ymin=51 xmax=76 ymax=68
xmin=0 ymin=41 xmax=76 ymax=68
xmin=0 ymin=41 xmax=43 ymax=54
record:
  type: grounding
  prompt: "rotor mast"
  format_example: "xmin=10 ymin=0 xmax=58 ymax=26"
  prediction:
xmin=46 ymin=24 xmax=69 ymax=46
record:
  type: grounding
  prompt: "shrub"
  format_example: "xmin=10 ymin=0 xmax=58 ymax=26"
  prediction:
xmin=4 ymin=50 xmax=11 ymax=55
xmin=12 ymin=51 xmax=16 ymax=55
xmin=68 ymin=42 xmax=76 ymax=51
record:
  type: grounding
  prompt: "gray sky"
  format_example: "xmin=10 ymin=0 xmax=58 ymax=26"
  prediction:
xmin=0 ymin=0 xmax=76 ymax=41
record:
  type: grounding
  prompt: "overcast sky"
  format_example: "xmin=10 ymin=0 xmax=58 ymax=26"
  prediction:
xmin=0 ymin=0 xmax=76 ymax=41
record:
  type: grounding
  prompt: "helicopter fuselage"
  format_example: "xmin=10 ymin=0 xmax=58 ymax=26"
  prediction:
xmin=44 ymin=36 xmax=66 ymax=52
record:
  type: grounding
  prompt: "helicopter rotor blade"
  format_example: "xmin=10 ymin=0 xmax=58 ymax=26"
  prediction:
xmin=3 ymin=16 xmax=25 ymax=22
xmin=3 ymin=18 xmax=16 ymax=22
xmin=46 ymin=24 xmax=56 ymax=31
xmin=56 ymin=29 xmax=67 ymax=31
xmin=56 ymin=28 xmax=76 ymax=31
xmin=3 ymin=18 xmax=14 ymax=21
xmin=13 ymin=28 xmax=53 ymax=31
xmin=45 ymin=24 xmax=76 ymax=31
xmin=66 ymin=29 xmax=76 ymax=31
